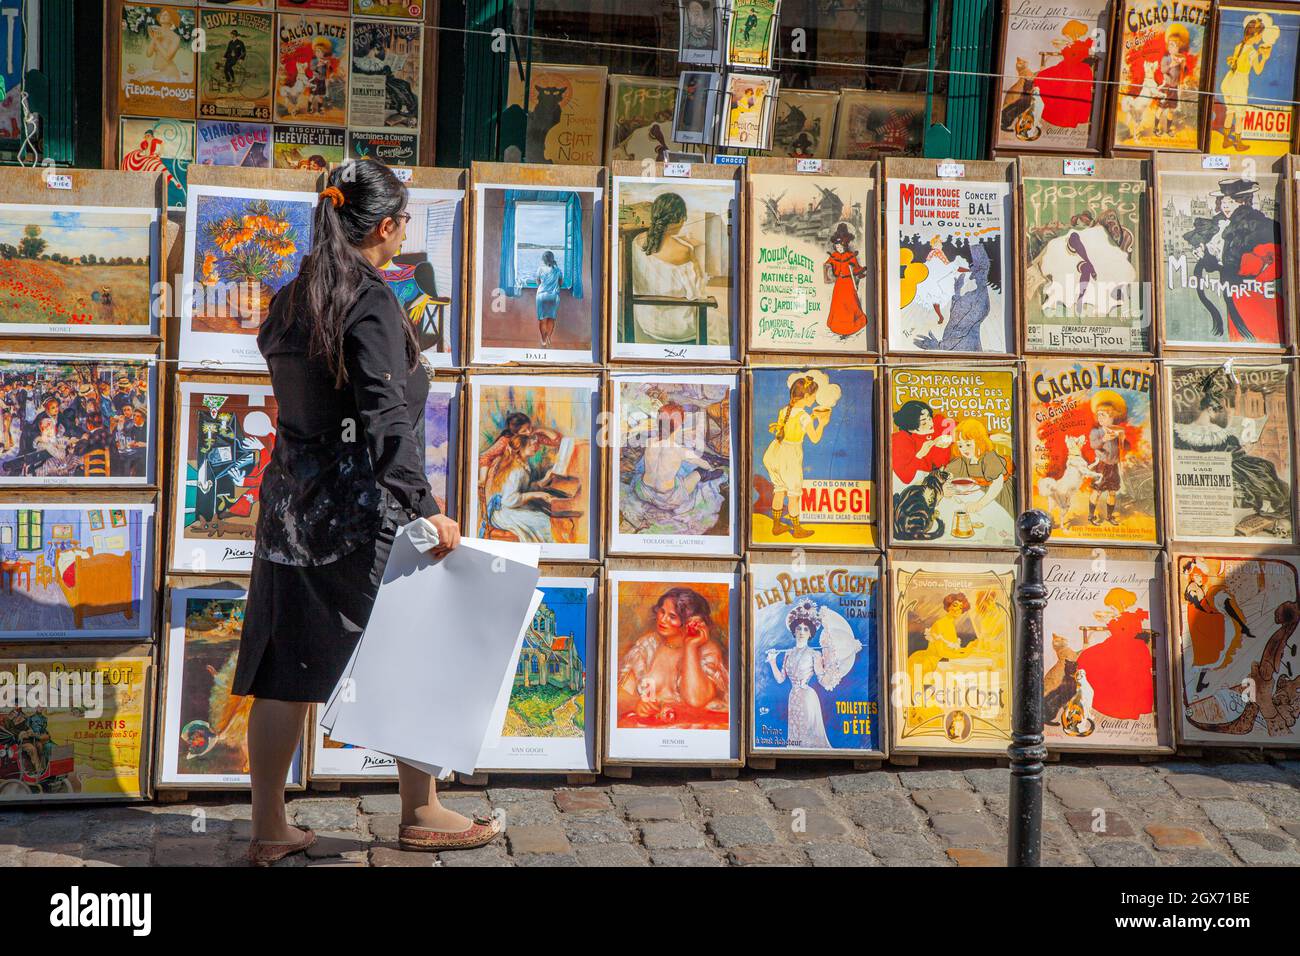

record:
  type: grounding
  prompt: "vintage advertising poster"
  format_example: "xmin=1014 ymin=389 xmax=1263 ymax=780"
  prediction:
xmin=1028 ymin=359 xmax=1158 ymax=545
xmin=0 ymin=503 xmax=155 ymax=641
xmin=272 ymin=123 xmax=345 ymax=168
xmin=1210 ymin=5 xmax=1300 ymax=155
xmin=888 ymin=367 xmax=1017 ymax=548
xmin=197 ymin=8 xmax=273 ymax=121
xmin=1175 ymin=554 xmax=1300 ymax=747
xmin=1042 ymin=554 xmax=1170 ymax=751
xmin=610 ymin=373 xmax=737 ymax=556
xmin=379 ymin=186 xmax=463 ymax=367
xmin=0 ymin=203 xmax=158 ymax=337
xmin=996 ymin=0 xmax=1111 ymax=152
xmin=678 ymin=0 xmax=723 ymax=66
xmin=476 ymin=575 xmax=598 ymax=771
xmin=831 ymin=90 xmax=926 ymax=159
xmin=0 ymin=0 xmax=24 ymax=142
xmin=764 ymin=89 xmax=839 ymax=158
xmin=349 ymin=19 xmax=421 ymax=131
xmin=196 ymin=119 xmax=272 ymax=166
xmin=610 ymin=173 xmax=738 ymax=361
xmin=119 ymin=117 xmax=194 ymax=209
xmin=180 ymin=183 xmax=315 ymax=369
xmin=673 ymin=71 xmax=722 ymax=145
xmin=347 ymin=129 xmax=417 ymax=165
xmin=606 ymin=76 xmax=678 ymax=163
xmin=423 ymin=378 xmax=458 ymax=514
xmin=719 ymin=72 xmax=777 ymax=150
xmin=1111 ymin=0 xmax=1211 ymax=150
xmin=748 ymin=169 xmax=875 ymax=352
xmin=310 ymin=721 xmax=397 ymax=780
xmin=504 ymin=63 xmax=607 ymax=166
xmin=1156 ymin=162 xmax=1286 ymax=347
xmin=353 ymin=0 xmax=424 ymax=19
xmin=606 ymin=568 xmax=740 ymax=763
xmin=1166 ymin=361 xmax=1294 ymax=542
xmin=891 ymin=558 xmax=1015 ymax=754
xmin=750 ymin=558 xmax=882 ymax=756
xmin=279 ymin=0 xmax=348 ymax=10
xmin=161 ymin=586 xmax=303 ymax=787
xmin=170 ymin=380 xmax=278 ymax=573
xmin=750 ymin=367 xmax=876 ymax=548
xmin=885 ymin=173 xmax=1013 ymax=354
xmin=466 ymin=375 xmax=599 ymax=561
xmin=1022 ymin=170 xmax=1150 ymax=352
xmin=727 ymin=0 xmax=780 ymax=69
xmin=0 ymin=656 xmax=150 ymax=801
xmin=0 ymin=354 xmax=156 ymax=486
xmin=470 ymin=179 xmax=602 ymax=365
xmin=274 ymin=14 xmax=349 ymax=126
xmin=118 ymin=4 xmax=198 ymax=119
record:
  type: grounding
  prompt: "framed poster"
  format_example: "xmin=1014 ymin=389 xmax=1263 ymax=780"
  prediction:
xmin=673 ymin=70 xmax=722 ymax=145
xmin=994 ymin=0 xmax=1112 ymax=152
xmin=347 ymin=130 xmax=418 ymax=166
xmin=196 ymin=119 xmax=273 ymax=166
xmin=610 ymin=165 xmax=739 ymax=362
xmin=763 ymin=89 xmax=839 ymax=159
xmin=0 ymin=353 xmax=156 ymax=486
xmin=1020 ymin=157 xmax=1152 ymax=353
xmin=1109 ymin=0 xmax=1211 ymax=151
xmin=747 ymin=159 xmax=877 ymax=354
xmin=465 ymin=374 xmax=600 ymax=561
xmin=423 ymin=376 xmax=458 ymax=517
xmin=727 ymin=0 xmax=780 ymax=69
xmin=349 ymin=19 xmax=421 ymax=131
xmin=719 ymin=72 xmax=778 ymax=151
xmin=884 ymin=158 xmax=1015 ymax=355
xmin=0 ymin=501 xmax=155 ymax=641
xmin=180 ymin=181 xmax=316 ymax=369
xmin=1210 ymin=3 xmax=1300 ymax=155
xmin=0 ymin=654 xmax=151 ymax=802
xmin=169 ymin=378 xmax=278 ymax=572
xmin=1042 ymin=550 xmax=1172 ymax=752
xmin=1174 ymin=552 xmax=1300 ymax=748
xmin=160 ymin=584 xmax=305 ymax=788
xmin=469 ymin=164 xmax=603 ymax=366
xmin=1155 ymin=154 xmax=1288 ymax=349
xmin=887 ymin=365 xmax=1018 ymax=549
xmin=0 ymin=202 xmax=160 ymax=337
xmin=272 ymin=123 xmax=345 ymax=168
xmin=831 ymin=90 xmax=926 ymax=159
xmin=309 ymin=715 xmax=397 ymax=780
xmin=279 ymin=0 xmax=348 ymax=9
xmin=274 ymin=13 xmax=349 ymax=126
xmin=1165 ymin=360 xmax=1295 ymax=544
xmin=678 ymin=0 xmax=723 ymax=66
xmin=119 ymin=117 xmax=194 ymax=209
xmin=197 ymin=8 xmax=274 ymax=122
xmin=118 ymin=4 xmax=198 ymax=119
xmin=1027 ymin=358 xmax=1159 ymax=546
xmin=605 ymin=566 xmax=741 ymax=764
xmin=352 ymin=0 xmax=424 ymax=19
xmin=749 ymin=366 xmax=877 ymax=549
xmin=890 ymin=556 xmax=1015 ymax=755
xmin=749 ymin=554 xmax=884 ymax=758
xmin=475 ymin=570 xmax=599 ymax=772
xmin=606 ymin=75 xmax=678 ymax=163
xmin=609 ymin=371 xmax=738 ymax=556
xmin=504 ymin=63 xmax=607 ymax=166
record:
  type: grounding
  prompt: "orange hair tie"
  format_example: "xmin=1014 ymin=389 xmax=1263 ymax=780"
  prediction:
xmin=319 ymin=186 xmax=345 ymax=209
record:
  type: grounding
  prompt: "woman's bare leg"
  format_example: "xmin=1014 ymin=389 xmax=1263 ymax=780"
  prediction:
xmin=248 ymin=698 xmax=310 ymax=841
xmin=397 ymin=760 xmax=473 ymax=830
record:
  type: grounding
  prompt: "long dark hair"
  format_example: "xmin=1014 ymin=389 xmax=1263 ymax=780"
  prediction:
xmin=294 ymin=159 xmax=416 ymax=386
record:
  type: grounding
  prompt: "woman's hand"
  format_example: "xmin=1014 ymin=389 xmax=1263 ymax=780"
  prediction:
xmin=684 ymin=616 xmax=709 ymax=648
xmin=427 ymin=513 xmax=460 ymax=552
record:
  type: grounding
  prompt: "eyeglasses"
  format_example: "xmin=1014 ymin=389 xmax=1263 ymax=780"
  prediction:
xmin=393 ymin=211 xmax=411 ymax=225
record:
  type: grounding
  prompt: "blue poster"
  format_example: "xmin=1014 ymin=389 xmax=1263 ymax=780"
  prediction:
xmin=0 ymin=1 xmax=24 ymax=142
xmin=1210 ymin=5 xmax=1300 ymax=154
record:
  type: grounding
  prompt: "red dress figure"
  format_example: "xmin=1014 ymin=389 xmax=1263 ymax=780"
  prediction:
xmin=1033 ymin=20 xmax=1096 ymax=129
xmin=823 ymin=223 xmax=868 ymax=337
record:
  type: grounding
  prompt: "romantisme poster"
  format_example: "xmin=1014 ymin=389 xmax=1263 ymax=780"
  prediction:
xmin=606 ymin=76 xmax=677 ymax=163
xmin=996 ymin=0 xmax=1111 ymax=152
xmin=1042 ymin=554 xmax=1170 ymax=750
xmin=888 ymin=366 xmax=1017 ymax=548
xmin=119 ymin=117 xmax=194 ymax=209
xmin=765 ymin=89 xmax=838 ymax=158
xmin=1175 ymin=554 xmax=1300 ymax=747
xmin=1210 ymin=4 xmax=1300 ymax=154
xmin=380 ymin=186 xmax=463 ymax=366
xmin=885 ymin=174 xmax=1013 ymax=354
xmin=727 ymin=0 xmax=779 ymax=70
xmin=1028 ymin=359 xmax=1158 ymax=545
xmin=1167 ymin=361 xmax=1294 ymax=542
xmin=272 ymin=123 xmax=344 ymax=168
xmin=748 ymin=170 xmax=875 ymax=353
xmin=1022 ymin=172 xmax=1150 ymax=352
xmin=719 ymin=72 xmax=777 ymax=150
xmin=1157 ymin=163 xmax=1286 ymax=347
xmin=348 ymin=129 xmax=417 ymax=166
xmin=349 ymin=19 xmax=421 ymax=131
xmin=196 ymin=120 xmax=272 ymax=166
xmin=197 ymin=8 xmax=273 ymax=122
xmin=891 ymin=559 xmax=1014 ymax=754
xmin=274 ymin=14 xmax=349 ymax=126
xmin=831 ymin=91 xmax=926 ymax=159
xmin=118 ymin=4 xmax=198 ymax=119
xmin=1111 ymin=0 xmax=1211 ymax=150
xmin=750 ymin=367 xmax=876 ymax=548
xmin=750 ymin=560 xmax=882 ymax=756
xmin=505 ymin=63 xmax=607 ymax=166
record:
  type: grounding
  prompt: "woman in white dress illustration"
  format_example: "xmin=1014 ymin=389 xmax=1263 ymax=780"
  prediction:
xmin=482 ymin=432 xmax=554 ymax=543
xmin=765 ymin=599 xmax=862 ymax=749
xmin=629 ymin=192 xmax=710 ymax=343
xmin=913 ymin=236 xmax=969 ymax=323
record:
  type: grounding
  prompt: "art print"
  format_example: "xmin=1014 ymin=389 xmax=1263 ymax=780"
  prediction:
xmin=765 ymin=89 xmax=838 ymax=158
xmin=349 ymin=19 xmax=421 ymax=131
xmin=607 ymin=76 xmax=678 ymax=163
xmin=118 ymin=4 xmax=198 ymax=119
xmin=196 ymin=120 xmax=272 ymax=166
xmin=379 ymin=186 xmax=463 ymax=367
xmin=274 ymin=14 xmax=348 ymax=126
xmin=678 ymin=0 xmax=723 ymax=66
xmin=352 ymin=0 xmax=424 ymax=21
xmin=1210 ymin=4 xmax=1300 ymax=155
xmin=348 ymin=130 xmax=418 ymax=166
xmin=119 ymin=117 xmax=194 ymax=209
xmin=423 ymin=378 xmax=457 ymax=515
xmin=503 ymin=64 xmax=607 ymax=166
xmin=672 ymin=71 xmax=722 ymax=145
xmin=1111 ymin=0 xmax=1211 ymax=150
xmin=719 ymin=72 xmax=777 ymax=150
xmin=310 ymin=722 xmax=397 ymax=780
xmin=197 ymin=8 xmax=274 ymax=121
xmin=727 ymin=0 xmax=780 ymax=70
xmin=831 ymin=90 xmax=926 ymax=159
xmin=272 ymin=123 xmax=345 ymax=168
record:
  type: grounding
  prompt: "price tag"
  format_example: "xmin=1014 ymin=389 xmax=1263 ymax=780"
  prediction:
xmin=796 ymin=158 xmax=823 ymax=173
xmin=1202 ymin=155 xmax=1231 ymax=170
xmin=44 ymin=173 xmax=72 ymax=190
xmin=663 ymin=162 xmax=693 ymax=178
xmin=1063 ymin=158 xmax=1095 ymax=177
xmin=937 ymin=162 xmax=965 ymax=179
xmin=391 ymin=167 xmax=413 ymax=183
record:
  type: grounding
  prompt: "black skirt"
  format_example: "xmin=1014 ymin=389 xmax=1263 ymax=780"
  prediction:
xmin=232 ymin=511 xmax=398 ymax=702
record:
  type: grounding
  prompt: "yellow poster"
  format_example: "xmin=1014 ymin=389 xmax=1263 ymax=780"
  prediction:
xmin=506 ymin=63 xmax=608 ymax=165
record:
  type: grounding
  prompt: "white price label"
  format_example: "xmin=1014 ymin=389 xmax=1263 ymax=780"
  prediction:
xmin=44 ymin=173 xmax=72 ymax=190
xmin=1063 ymin=159 xmax=1095 ymax=176
xmin=937 ymin=162 xmax=965 ymax=179
xmin=1202 ymin=155 xmax=1231 ymax=170
xmin=391 ymin=167 xmax=413 ymax=182
xmin=663 ymin=162 xmax=692 ymax=178
xmin=796 ymin=158 xmax=823 ymax=173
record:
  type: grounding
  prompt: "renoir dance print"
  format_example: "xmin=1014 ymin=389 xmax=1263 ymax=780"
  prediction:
xmin=1210 ymin=4 xmax=1300 ymax=155
xmin=750 ymin=559 xmax=882 ymax=756
xmin=1111 ymin=0 xmax=1211 ymax=150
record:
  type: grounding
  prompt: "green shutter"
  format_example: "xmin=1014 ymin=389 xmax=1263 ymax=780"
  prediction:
xmin=924 ymin=0 xmax=995 ymax=159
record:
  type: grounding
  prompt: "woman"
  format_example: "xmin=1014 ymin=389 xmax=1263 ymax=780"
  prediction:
xmin=1032 ymin=18 xmax=1096 ymax=130
xmin=533 ymin=250 xmax=563 ymax=348
xmin=482 ymin=432 xmax=554 ymax=542
xmin=616 ymin=587 xmax=729 ymax=724
xmin=944 ymin=417 xmax=1014 ymax=519
xmin=621 ymin=401 xmax=725 ymax=535
xmin=764 ymin=600 xmax=831 ymax=749
xmin=629 ymin=192 xmax=709 ymax=344
xmin=1219 ymin=16 xmax=1270 ymax=152
xmin=823 ymin=223 xmax=868 ymax=338
xmin=889 ymin=400 xmax=953 ymax=486
xmin=761 ymin=374 xmax=830 ymax=539
xmin=234 ymin=159 xmax=498 ymax=865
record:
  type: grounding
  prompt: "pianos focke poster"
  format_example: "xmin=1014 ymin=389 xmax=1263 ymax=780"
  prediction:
xmin=1111 ymin=0 xmax=1211 ymax=151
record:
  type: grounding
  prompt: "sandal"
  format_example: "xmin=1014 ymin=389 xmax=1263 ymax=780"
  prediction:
xmin=247 ymin=827 xmax=317 ymax=866
xmin=398 ymin=815 xmax=503 ymax=853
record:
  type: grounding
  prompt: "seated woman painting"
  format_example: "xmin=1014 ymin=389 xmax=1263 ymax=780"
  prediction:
xmin=481 ymin=432 xmax=557 ymax=543
xmin=620 ymin=401 xmax=726 ymax=536
xmin=629 ymin=192 xmax=712 ymax=344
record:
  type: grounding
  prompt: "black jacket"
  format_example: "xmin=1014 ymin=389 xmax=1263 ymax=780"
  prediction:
xmin=253 ymin=272 xmax=438 ymax=567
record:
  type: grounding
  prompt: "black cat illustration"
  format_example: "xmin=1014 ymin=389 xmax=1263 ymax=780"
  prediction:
xmin=893 ymin=469 xmax=947 ymax=541
xmin=525 ymin=85 xmax=566 ymax=163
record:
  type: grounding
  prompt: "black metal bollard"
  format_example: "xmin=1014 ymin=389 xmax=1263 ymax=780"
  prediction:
xmin=1008 ymin=509 xmax=1052 ymax=867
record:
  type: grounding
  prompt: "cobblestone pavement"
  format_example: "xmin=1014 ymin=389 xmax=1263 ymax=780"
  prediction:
xmin=3 ymin=754 xmax=1298 ymax=867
